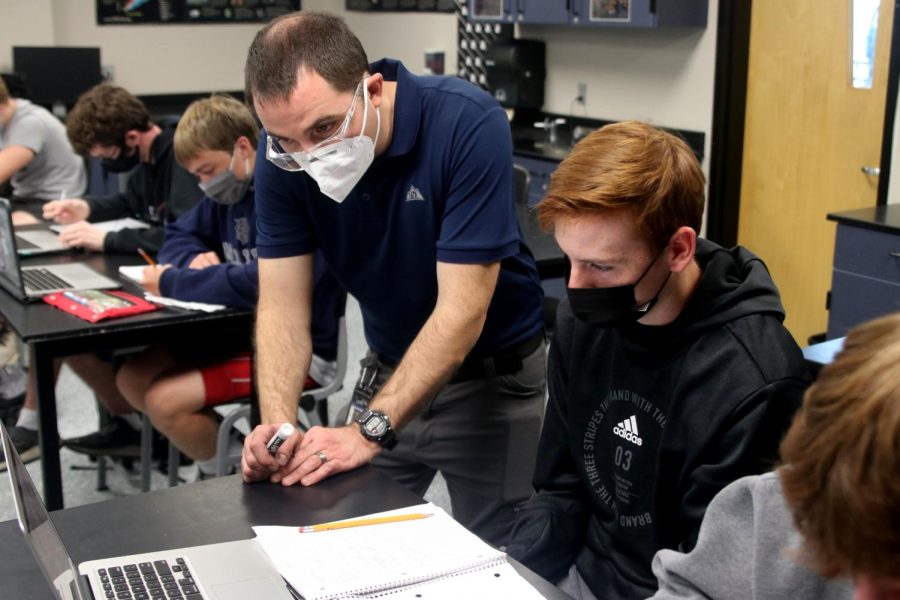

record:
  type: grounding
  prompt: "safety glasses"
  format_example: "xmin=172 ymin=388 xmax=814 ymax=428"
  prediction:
xmin=265 ymin=80 xmax=364 ymax=172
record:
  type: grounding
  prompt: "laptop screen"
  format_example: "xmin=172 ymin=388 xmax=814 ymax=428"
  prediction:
xmin=0 ymin=199 xmax=25 ymax=297
xmin=1 ymin=422 xmax=84 ymax=599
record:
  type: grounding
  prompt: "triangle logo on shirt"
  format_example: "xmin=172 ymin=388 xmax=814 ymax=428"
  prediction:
xmin=405 ymin=185 xmax=425 ymax=202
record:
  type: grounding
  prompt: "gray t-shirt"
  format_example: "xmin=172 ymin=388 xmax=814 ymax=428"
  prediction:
xmin=649 ymin=472 xmax=853 ymax=600
xmin=0 ymin=99 xmax=87 ymax=200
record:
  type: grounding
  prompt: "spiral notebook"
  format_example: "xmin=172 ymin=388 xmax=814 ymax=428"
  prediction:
xmin=252 ymin=503 xmax=544 ymax=600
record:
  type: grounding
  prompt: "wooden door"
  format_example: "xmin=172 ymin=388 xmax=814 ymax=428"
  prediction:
xmin=738 ymin=0 xmax=894 ymax=345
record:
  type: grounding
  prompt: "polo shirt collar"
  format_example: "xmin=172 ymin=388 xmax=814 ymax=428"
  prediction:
xmin=370 ymin=58 xmax=420 ymax=159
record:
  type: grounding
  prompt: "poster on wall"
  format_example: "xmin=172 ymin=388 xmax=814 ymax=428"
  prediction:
xmin=97 ymin=0 xmax=301 ymax=25
xmin=590 ymin=0 xmax=630 ymax=22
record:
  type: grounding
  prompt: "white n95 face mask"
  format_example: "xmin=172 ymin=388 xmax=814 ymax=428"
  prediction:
xmin=298 ymin=78 xmax=381 ymax=203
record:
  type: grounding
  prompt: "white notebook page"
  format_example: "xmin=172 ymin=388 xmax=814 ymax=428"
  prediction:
xmin=252 ymin=504 xmax=540 ymax=600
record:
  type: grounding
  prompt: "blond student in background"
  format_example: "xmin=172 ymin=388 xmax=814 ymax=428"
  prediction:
xmin=114 ymin=95 xmax=345 ymax=479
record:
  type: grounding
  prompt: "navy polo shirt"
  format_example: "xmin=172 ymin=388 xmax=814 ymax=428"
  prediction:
xmin=254 ymin=59 xmax=544 ymax=363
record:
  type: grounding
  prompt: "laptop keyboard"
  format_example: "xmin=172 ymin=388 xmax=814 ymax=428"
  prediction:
xmin=97 ymin=557 xmax=204 ymax=600
xmin=21 ymin=268 xmax=70 ymax=292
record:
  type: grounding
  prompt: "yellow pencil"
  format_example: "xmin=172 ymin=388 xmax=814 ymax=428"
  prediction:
xmin=298 ymin=513 xmax=432 ymax=533
xmin=136 ymin=247 xmax=156 ymax=266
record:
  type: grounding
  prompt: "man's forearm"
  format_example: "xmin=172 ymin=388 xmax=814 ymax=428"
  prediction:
xmin=255 ymin=294 xmax=313 ymax=425
xmin=369 ymin=263 xmax=498 ymax=429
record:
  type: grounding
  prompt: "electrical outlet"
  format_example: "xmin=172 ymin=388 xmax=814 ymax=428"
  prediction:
xmin=577 ymin=82 xmax=587 ymax=104
xmin=102 ymin=65 xmax=115 ymax=82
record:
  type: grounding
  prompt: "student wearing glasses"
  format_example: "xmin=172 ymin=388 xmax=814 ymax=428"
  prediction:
xmin=240 ymin=11 xmax=546 ymax=547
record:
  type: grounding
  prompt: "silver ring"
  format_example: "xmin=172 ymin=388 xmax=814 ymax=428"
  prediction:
xmin=315 ymin=451 xmax=327 ymax=464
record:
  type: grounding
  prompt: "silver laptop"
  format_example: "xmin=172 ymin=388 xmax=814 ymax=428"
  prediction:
xmin=0 ymin=198 xmax=119 ymax=301
xmin=0 ymin=421 xmax=294 ymax=600
xmin=15 ymin=228 xmax=67 ymax=256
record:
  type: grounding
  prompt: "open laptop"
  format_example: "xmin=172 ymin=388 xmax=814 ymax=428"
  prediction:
xmin=0 ymin=198 xmax=119 ymax=301
xmin=1 ymin=421 xmax=294 ymax=600
xmin=15 ymin=228 xmax=68 ymax=256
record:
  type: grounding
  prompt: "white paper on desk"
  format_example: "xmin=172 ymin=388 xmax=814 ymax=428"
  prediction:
xmin=373 ymin=562 xmax=545 ymax=599
xmin=51 ymin=217 xmax=149 ymax=233
xmin=252 ymin=504 xmax=539 ymax=600
xmin=118 ymin=265 xmax=146 ymax=284
xmin=143 ymin=293 xmax=226 ymax=313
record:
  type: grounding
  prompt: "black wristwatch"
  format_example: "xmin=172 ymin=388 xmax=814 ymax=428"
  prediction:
xmin=357 ymin=409 xmax=397 ymax=450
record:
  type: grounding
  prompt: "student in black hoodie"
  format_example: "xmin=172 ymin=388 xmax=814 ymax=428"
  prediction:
xmin=506 ymin=121 xmax=810 ymax=600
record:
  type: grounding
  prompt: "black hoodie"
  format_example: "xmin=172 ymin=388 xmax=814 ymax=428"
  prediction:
xmin=88 ymin=127 xmax=203 ymax=254
xmin=507 ymin=239 xmax=810 ymax=600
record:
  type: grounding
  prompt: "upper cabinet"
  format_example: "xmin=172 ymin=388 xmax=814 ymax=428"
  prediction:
xmin=467 ymin=0 xmax=568 ymax=24
xmin=517 ymin=0 xmax=570 ymax=24
xmin=467 ymin=0 xmax=707 ymax=28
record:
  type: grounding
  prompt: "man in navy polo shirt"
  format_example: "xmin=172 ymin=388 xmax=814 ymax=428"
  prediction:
xmin=240 ymin=11 xmax=547 ymax=546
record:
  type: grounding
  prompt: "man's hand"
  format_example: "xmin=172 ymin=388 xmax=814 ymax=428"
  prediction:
xmin=140 ymin=264 xmax=171 ymax=295
xmin=42 ymin=198 xmax=90 ymax=224
xmin=58 ymin=221 xmax=107 ymax=251
xmin=279 ymin=425 xmax=381 ymax=487
xmin=188 ymin=251 xmax=221 ymax=270
xmin=241 ymin=423 xmax=303 ymax=483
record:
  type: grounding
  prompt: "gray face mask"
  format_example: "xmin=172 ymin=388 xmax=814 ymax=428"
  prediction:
xmin=199 ymin=152 xmax=251 ymax=206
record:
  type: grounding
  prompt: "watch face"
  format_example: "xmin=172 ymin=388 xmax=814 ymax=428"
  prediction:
xmin=363 ymin=415 xmax=388 ymax=437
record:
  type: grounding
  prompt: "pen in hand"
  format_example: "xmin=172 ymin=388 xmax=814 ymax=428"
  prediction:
xmin=137 ymin=247 xmax=156 ymax=266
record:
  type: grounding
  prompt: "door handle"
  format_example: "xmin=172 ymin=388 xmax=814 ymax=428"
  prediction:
xmin=861 ymin=166 xmax=881 ymax=176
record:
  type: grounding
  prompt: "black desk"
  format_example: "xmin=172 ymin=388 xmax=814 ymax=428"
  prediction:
xmin=0 ymin=467 xmax=570 ymax=599
xmin=0 ymin=250 xmax=253 ymax=510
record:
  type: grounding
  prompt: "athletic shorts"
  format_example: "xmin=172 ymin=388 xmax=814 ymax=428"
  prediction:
xmin=199 ymin=352 xmax=322 ymax=407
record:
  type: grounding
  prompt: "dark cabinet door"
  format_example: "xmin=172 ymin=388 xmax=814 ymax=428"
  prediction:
xmin=570 ymin=0 xmax=656 ymax=27
xmin=570 ymin=0 xmax=707 ymax=28
xmin=468 ymin=0 xmax=515 ymax=22
xmin=517 ymin=0 xmax=569 ymax=24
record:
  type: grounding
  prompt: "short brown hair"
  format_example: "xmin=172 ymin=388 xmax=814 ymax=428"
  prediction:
xmin=174 ymin=95 xmax=260 ymax=166
xmin=0 ymin=76 xmax=8 ymax=104
xmin=245 ymin=11 xmax=369 ymax=108
xmin=780 ymin=312 xmax=900 ymax=580
xmin=537 ymin=121 xmax=705 ymax=246
xmin=65 ymin=84 xmax=151 ymax=155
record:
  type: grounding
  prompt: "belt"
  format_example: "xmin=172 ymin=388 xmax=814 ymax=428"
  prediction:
xmin=374 ymin=330 xmax=544 ymax=383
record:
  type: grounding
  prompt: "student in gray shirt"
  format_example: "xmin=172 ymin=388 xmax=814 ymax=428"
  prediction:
xmin=649 ymin=312 xmax=900 ymax=600
xmin=0 ymin=76 xmax=86 ymax=201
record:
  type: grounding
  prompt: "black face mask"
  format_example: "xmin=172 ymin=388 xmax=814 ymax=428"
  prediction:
xmin=102 ymin=145 xmax=140 ymax=173
xmin=567 ymin=245 xmax=672 ymax=326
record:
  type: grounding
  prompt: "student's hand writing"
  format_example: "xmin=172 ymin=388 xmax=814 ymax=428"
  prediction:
xmin=241 ymin=423 xmax=303 ymax=484
xmin=278 ymin=425 xmax=380 ymax=487
xmin=140 ymin=264 xmax=171 ymax=295
xmin=42 ymin=198 xmax=90 ymax=224
xmin=188 ymin=251 xmax=221 ymax=270
xmin=58 ymin=221 xmax=107 ymax=251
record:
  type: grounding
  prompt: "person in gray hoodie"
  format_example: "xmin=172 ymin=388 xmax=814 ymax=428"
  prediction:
xmin=650 ymin=312 xmax=900 ymax=600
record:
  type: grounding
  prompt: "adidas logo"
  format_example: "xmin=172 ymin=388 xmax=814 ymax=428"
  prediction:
xmin=406 ymin=185 xmax=425 ymax=201
xmin=613 ymin=415 xmax=643 ymax=446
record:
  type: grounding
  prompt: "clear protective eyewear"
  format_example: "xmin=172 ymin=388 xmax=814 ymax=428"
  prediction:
xmin=265 ymin=80 xmax=364 ymax=172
